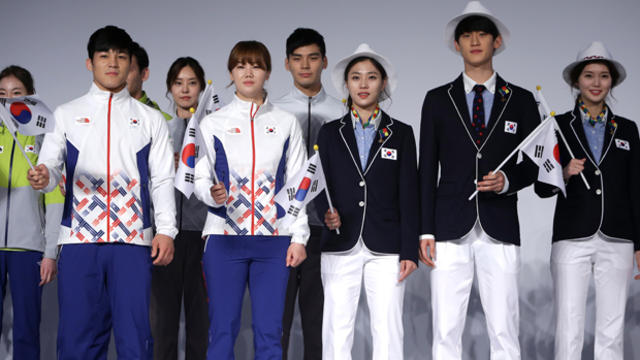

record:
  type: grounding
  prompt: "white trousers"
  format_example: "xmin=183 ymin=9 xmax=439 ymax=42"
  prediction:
xmin=551 ymin=235 xmax=634 ymax=360
xmin=321 ymin=242 xmax=405 ymax=360
xmin=431 ymin=224 xmax=521 ymax=360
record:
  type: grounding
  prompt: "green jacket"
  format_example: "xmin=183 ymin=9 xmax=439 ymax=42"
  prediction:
xmin=0 ymin=124 xmax=64 ymax=258
xmin=139 ymin=91 xmax=172 ymax=121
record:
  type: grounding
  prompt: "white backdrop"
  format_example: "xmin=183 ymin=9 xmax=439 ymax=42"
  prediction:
xmin=1 ymin=0 xmax=639 ymax=358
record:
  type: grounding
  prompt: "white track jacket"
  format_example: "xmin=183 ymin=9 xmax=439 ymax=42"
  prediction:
xmin=194 ymin=95 xmax=309 ymax=245
xmin=38 ymin=83 xmax=177 ymax=246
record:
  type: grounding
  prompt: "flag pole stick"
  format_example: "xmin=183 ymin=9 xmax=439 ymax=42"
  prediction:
xmin=7 ymin=129 xmax=35 ymax=169
xmin=316 ymin=145 xmax=340 ymax=235
xmin=467 ymin=117 xmax=551 ymax=201
xmin=0 ymin=111 xmax=34 ymax=169
xmin=536 ymin=86 xmax=589 ymax=189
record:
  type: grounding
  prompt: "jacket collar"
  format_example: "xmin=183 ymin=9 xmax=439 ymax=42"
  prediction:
xmin=447 ymin=73 xmax=512 ymax=151
xmin=338 ymin=110 xmax=394 ymax=176
xmin=230 ymin=93 xmax=272 ymax=116
xmin=88 ymin=82 xmax=130 ymax=102
xmin=569 ymin=103 xmax=618 ymax=165
xmin=288 ymin=86 xmax=329 ymax=105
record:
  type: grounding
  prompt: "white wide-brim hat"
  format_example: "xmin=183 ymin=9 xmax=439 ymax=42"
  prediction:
xmin=444 ymin=1 xmax=510 ymax=55
xmin=332 ymin=43 xmax=397 ymax=101
xmin=562 ymin=41 xmax=626 ymax=87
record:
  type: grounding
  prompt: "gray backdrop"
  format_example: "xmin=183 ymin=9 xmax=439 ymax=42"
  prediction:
xmin=1 ymin=0 xmax=639 ymax=358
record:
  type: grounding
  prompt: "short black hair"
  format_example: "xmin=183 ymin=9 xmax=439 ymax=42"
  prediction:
xmin=454 ymin=15 xmax=499 ymax=41
xmin=0 ymin=65 xmax=35 ymax=95
xmin=87 ymin=25 xmax=133 ymax=59
xmin=569 ymin=59 xmax=621 ymax=89
xmin=131 ymin=41 xmax=149 ymax=71
xmin=286 ymin=28 xmax=326 ymax=58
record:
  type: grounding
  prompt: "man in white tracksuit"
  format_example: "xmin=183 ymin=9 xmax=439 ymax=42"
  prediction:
xmin=27 ymin=25 xmax=177 ymax=360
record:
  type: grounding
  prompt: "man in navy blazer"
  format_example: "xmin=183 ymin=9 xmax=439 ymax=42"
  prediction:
xmin=418 ymin=2 xmax=540 ymax=359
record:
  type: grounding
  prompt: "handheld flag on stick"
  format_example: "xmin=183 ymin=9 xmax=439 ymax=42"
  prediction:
xmin=535 ymin=86 xmax=589 ymax=190
xmin=519 ymin=117 xmax=566 ymax=196
xmin=0 ymin=96 xmax=54 ymax=136
xmin=174 ymin=81 xmax=224 ymax=197
xmin=0 ymin=95 xmax=56 ymax=169
xmin=275 ymin=145 xmax=340 ymax=234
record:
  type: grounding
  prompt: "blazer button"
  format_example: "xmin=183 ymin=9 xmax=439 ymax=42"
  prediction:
xmin=359 ymin=181 xmax=365 ymax=187
xmin=477 ymin=153 xmax=482 ymax=159
xmin=594 ymin=169 xmax=601 ymax=176
xmin=358 ymin=201 xmax=365 ymax=207
xmin=595 ymin=189 xmax=602 ymax=195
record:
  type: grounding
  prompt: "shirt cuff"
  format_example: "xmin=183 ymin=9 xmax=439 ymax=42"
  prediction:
xmin=420 ymin=234 xmax=435 ymax=241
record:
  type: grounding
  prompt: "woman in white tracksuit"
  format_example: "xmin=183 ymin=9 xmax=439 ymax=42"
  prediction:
xmin=194 ymin=40 xmax=309 ymax=359
xmin=536 ymin=41 xmax=640 ymax=360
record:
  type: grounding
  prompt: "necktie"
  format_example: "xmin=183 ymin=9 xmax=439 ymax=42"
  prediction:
xmin=472 ymin=84 xmax=486 ymax=146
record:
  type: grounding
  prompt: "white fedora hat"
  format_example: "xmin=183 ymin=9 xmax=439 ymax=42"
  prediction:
xmin=444 ymin=1 xmax=510 ymax=55
xmin=562 ymin=41 xmax=626 ymax=87
xmin=332 ymin=43 xmax=396 ymax=101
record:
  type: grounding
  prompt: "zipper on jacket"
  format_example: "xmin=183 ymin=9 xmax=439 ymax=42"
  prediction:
xmin=4 ymin=138 xmax=16 ymax=247
xmin=106 ymin=93 xmax=113 ymax=241
xmin=249 ymin=102 xmax=260 ymax=235
xmin=307 ymin=97 xmax=311 ymax=155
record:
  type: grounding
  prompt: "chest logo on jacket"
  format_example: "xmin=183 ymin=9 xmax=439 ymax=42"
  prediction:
xmin=615 ymin=138 xmax=630 ymax=151
xmin=25 ymin=144 xmax=36 ymax=153
xmin=227 ymin=127 xmax=242 ymax=134
xmin=75 ymin=117 xmax=91 ymax=125
xmin=265 ymin=125 xmax=277 ymax=135
xmin=504 ymin=121 xmax=518 ymax=134
xmin=381 ymin=147 xmax=397 ymax=160
xmin=129 ymin=118 xmax=140 ymax=127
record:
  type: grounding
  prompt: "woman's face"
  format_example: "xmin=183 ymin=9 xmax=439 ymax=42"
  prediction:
xmin=346 ymin=59 xmax=386 ymax=111
xmin=0 ymin=75 xmax=28 ymax=98
xmin=170 ymin=66 xmax=201 ymax=111
xmin=577 ymin=63 xmax=612 ymax=106
xmin=230 ymin=62 xmax=269 ymax=102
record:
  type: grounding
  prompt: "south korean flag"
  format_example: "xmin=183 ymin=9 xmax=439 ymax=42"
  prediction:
xmin=275 ymin=152 xmax=327 ymax=232
xmin=520 ymin=116 xmax=566 ymax=196
xmin=0 ymin=95 xmax=55 ymax=136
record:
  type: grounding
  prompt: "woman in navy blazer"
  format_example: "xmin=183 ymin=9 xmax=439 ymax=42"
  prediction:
xmin=314 ymin=43 xmax=418 ymax=360
xmin=536 ymin=41 xmax=640 ymax=360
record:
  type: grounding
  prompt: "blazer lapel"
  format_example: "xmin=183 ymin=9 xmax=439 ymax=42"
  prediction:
xmin=599 ymin=110 xmax=617 ymax=164
xmin=447 ymin=75 xmax=477 ymax=148
xmin=568 ymin=106 xmax=597 ymax=165
xmin=338 ymin=114 xmax=365 ymax=176
xmin=484 ymin=75 xmax=511 ymax=137
xmin=363 ymin=112 xmax=393 ymax=175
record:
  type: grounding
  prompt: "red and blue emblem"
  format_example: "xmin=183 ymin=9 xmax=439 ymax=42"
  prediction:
xmin=10 ymin=102 xmax=31 ymax=124
xmin=181 ymin=143 xmax=196 ymax=168
xmin=294 ymin=177 xmax=311 ymax=201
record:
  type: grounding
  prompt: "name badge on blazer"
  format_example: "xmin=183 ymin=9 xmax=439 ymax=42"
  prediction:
xmin=504 ymin=121 xmax=517 ymax=134
xmin=615 ymin=138 xmax=630 ymax=151
xmin=381 ymin=147 xmax=397 ymax=160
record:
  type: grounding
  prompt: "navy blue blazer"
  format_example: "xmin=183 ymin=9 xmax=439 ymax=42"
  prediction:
xmin=535 ymin=106 xmax=640 ymax=250
xmin=419 ymin=74 xmax=540 ymax=245
xmin=314 ymin=111 xmax=419 ymax=263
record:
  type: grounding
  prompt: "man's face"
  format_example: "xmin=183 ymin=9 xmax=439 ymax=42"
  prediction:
xmin=127 ymin=55 xmax=148 ymax=99
xmin=86 ymin=48 xmax=130 ymax=93
xmin=285 ymin=44 xmax=327 ymax=90
xmin=454 ymin=31 xmax=502 ymax=68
